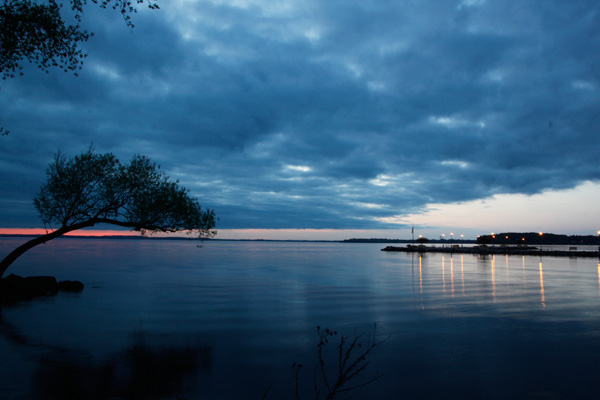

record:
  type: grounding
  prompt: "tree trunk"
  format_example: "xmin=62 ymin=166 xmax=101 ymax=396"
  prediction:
xmin=0 ymin=222 xmax=95 ymax=278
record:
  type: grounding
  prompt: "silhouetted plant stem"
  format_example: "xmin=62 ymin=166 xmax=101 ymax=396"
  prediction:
xmin=264 ymin=324 xmax=388 ymax=399
xmin=316 ymin=323 xmax=388 ymax=399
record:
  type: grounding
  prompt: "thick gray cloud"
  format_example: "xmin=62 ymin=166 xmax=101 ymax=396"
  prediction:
xmin=1 ymin=0 xmax=599 ymax=230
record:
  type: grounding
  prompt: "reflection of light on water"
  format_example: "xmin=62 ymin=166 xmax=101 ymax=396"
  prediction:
xmin=461 ymin=255 xmax=465 ymax=296
xmin=522 ymin=256 xmax=527 ymax=290
xmin=419 ymin=255 xmax=423 ymax=295
xmin=419 ymin=255 xmax=424 ymax=310
xmin=451 ymin=255 xmax=455 ymax=297
xmin=492 ymin=255 xmax=496 ymax=303
xmin=442 ymin=255 xmax=446 ymax=294
xmin=539 ymin=261 xmax=546 ymax=308
xmin=505 ymin=255 xmax=510 ymax=288
xmin=409 ymin=250 xmax=600 ymax=318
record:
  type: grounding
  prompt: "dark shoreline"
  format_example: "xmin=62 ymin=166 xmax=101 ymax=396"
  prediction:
xmin=382 ymin=245 xmax=600 ymax=258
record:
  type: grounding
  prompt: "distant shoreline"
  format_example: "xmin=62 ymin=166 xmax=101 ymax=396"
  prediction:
xmin=1 ymin=231 xmax=599 ymax=245
xmin=0 ymin=234 xmax=341 ymax=243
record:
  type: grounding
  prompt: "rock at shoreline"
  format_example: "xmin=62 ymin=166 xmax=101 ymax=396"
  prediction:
xmin=0 ymin=274 xmax=84 ymax=304
xmin=58 ymin=280 xmax=85 ymax=292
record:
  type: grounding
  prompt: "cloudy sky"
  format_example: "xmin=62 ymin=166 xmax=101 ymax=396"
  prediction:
xmin=1 ymin=0 xmax=600 ymax=240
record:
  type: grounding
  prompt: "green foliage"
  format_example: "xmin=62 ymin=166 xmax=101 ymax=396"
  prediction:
xmin=34 ymin=147 xmax=216 ymax=237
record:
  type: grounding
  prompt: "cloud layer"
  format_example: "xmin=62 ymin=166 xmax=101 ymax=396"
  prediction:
xmin=1 ymin=0 xmax=599 ymax=230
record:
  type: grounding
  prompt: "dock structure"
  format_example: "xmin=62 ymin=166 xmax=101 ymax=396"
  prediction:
xmin=381 ymin=245 xmax=600 ymax=258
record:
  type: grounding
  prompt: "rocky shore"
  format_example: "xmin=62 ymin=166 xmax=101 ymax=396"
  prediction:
xmin=381 ymin=245 xmax=600 ymax=258
xmin=0 ymin=274 xmax=84 ymax=304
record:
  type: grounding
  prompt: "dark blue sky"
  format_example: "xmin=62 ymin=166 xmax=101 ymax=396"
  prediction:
xmin=1 ymin=0 xmax=599 ymax=238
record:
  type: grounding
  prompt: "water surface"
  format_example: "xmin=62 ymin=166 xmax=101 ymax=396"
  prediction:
xmin=1 ymin=238 xmax=599 ymax=399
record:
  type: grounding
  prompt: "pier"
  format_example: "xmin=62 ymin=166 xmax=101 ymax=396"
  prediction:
xmin=381 ymin=245 xmax=600 ymax=258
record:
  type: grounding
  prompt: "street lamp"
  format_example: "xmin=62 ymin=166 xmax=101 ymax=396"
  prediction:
xmin=460 ymin=234 xmax=464 ymax=247
xmin=539 ymin=232 xmax=543 ymax=255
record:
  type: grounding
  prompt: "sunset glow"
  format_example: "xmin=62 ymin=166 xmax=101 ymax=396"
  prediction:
xmin=0 ymin=228 xmax=139 ymax=237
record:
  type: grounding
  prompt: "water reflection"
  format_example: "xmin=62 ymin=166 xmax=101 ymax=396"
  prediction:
xmin=419 ymin=251 xmax=600 ymax=315
xmin=491 ymin=255 xmax=496 ymax=303
xmin=413 ymin=253 xmax=424 ymax=310
xmin=419 ymin=254 xmax=423 ymax=296
xmin=539 ymin=260 xmax=546 ymax=308
xmin=0 ymin=310 xmax=212 ymax=400
xmin=505 ymin=254 xmax=510 ymax=287
xmin=2 ymin=239 xmax=600 ymax=400
xmin=450 ymin=255 xmax=455 ymax=297
xmin=522 ymin=256 xmax=527 ymax=290
xmin=460 ymin=254 xmax=465 ymax=296
xmin=441 ymin=254 xmax=446 ymax=294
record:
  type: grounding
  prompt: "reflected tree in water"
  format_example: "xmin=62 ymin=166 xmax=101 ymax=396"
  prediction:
xmin=33 ymin=334 xmax=211 ymax=400
xmin=0 ymin=312 xmax=212 ymax=400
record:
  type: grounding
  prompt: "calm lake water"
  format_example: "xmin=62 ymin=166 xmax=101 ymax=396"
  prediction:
xmin=1 ymin=237 xmax=600 ymax=399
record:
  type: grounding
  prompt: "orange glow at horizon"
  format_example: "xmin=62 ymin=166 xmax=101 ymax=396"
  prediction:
xmin=0 ymin=228 xmax=139 ymax=237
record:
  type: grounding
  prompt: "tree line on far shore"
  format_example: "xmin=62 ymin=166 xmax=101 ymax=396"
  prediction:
xmin=344 ymin=232 xmax=600 ymax=246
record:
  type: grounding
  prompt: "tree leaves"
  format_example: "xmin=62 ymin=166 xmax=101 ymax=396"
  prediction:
xmin=0 ymin=0 xmax=90 ymax=79
xmin=0 ymin=0 xmax=160 ymax=78
xmin=33 ymin=147 xmax=217 ymax=238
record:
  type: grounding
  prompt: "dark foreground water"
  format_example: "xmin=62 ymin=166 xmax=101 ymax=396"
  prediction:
xmin=1 ymin=237 xmax=600 ymax=400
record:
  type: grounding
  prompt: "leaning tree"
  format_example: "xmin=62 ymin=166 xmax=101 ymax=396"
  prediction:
xmin=0 ymin=148 xmax=216 ymax=278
